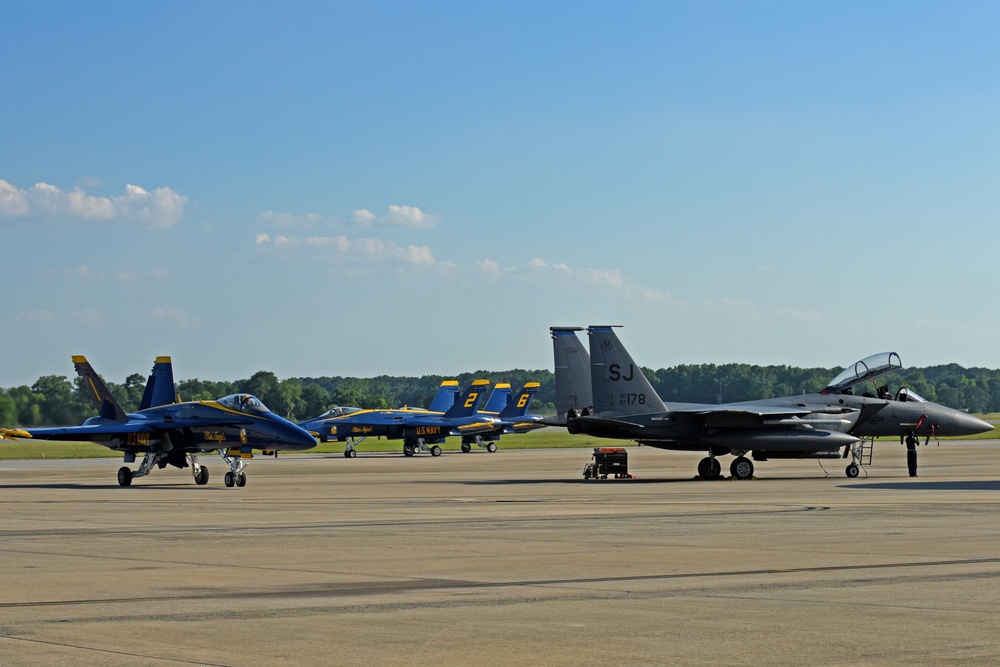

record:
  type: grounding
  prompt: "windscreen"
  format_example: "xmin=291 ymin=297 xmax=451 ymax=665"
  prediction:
xmin=218 ymin=394 xmax=270 ymax=413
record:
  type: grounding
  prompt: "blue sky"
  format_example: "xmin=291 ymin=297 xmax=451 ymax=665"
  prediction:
xmin=2 ymin=1 xmax=998 ymax=387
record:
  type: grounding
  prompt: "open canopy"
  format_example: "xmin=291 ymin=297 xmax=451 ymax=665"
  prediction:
xmin=825 ymin=352 xmax=902 ymax=393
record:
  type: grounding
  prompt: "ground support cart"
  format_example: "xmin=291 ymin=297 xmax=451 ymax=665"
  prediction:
xmin=583 ymin=447 xmax=635 ymax=480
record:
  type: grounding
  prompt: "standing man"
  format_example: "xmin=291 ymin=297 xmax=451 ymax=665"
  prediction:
xmin=905 ymin=432 xmax=919 ymax=477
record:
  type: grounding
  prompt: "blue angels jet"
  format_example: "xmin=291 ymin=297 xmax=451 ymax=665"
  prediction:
xmin=550 ymin=326 xmax=993 ymax=479
xmin=459 ymin=382 xmax=545 ymax=452
xmin=0 ymin=356 xmax=318 ymax=487
xmin=300 ymin=379 xmax=500 ymax=457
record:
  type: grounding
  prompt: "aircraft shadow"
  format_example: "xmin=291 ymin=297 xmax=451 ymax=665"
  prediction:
xmin=842 ymin=480 xmax=1000 ymax=491
xmin=0 ymin=483 xmax=212 ymax=490
xmin=436 ymin=477 xmax=731 ymax=486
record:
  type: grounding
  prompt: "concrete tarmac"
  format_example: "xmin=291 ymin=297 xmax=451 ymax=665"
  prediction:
xmin=2 ymin=442 xmax=1000 ymax=666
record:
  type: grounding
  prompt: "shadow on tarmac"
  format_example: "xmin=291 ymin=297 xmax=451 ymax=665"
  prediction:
xmin=842 ymin=480 xmax=1000 ymax=491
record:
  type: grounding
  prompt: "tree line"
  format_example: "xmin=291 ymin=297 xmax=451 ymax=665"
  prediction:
xmin=2 ymin=363 xmax=998 ymax=428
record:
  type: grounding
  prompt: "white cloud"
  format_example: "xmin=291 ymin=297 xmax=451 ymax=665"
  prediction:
xmin=259 ymin=205 xmax=439 ymax=230
xmin=305 ymin=235 xmax=436 ymax=265
xmin=15 ymin=309 xmax=58 ymax=325
xmin=351 ymin=205 xmax=438 ymax=227
xmin=0 ymin=179 xmax=30 ymax=216
xmin=580 ymin=267 xmax=623 ymax=288
xmin=351 ymin=209 xmax=376 ymax=225
xmin=62 ymin=265 xmax=106 ymax=281
xmin=256 ymin=210 xmax=333 ymax=227
xmin=141 ymin=307 xmax=198 ymax=329
xmin=526 ymin=255 xmax=670 ymax=300
xmin=478 ymin=259 xmax=502 ymax=274
xmin=71 ymin=310 xmax=102 ymax=325
xmin=116 ymin=268 xmax=168 ymax=283
xmin=384 ymin=204 xmax=438 ymax=227
xmin=0 ymin=179 xmax=187 ymax=228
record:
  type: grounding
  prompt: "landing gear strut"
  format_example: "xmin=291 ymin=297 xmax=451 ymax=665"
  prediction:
xmin=218 ymin=448 xmax=251 ymax=488
xmin=461 ymin=435 xmax=499 ymax=453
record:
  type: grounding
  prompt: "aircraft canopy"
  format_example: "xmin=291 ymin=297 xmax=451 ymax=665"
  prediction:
xmin=218 ymin=394 xmax=270 ymax=414
xmin=316 ymin=406 xmax=362 ymax=418
xmin=825 ymin=352 xmax=902 ymax=392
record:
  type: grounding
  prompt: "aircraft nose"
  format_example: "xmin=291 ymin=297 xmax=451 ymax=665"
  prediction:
xmin=278 ymin=420 xmax=319 ymax=450
xmin=952 ymin=412 xmax=994 ymax=436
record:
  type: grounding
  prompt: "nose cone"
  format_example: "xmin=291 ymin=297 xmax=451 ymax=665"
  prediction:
xmin=289 ymin=422 xmax=320 ymax=450
xmin=951 ymin=412 xmax=995 ymax=437
xmin=270 ymin=415 xmax=319 ymax=450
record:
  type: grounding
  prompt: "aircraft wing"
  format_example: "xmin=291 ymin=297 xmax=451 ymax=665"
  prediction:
xmin=572 ymin=415 xmax=645 ymax=437
xmin=672 ymin=405 xmax=857 ymax=429
xmin=0 ymin=423 xmax=156 ymax=441
xmin=1 ymin=413 xmax=254 ymax=442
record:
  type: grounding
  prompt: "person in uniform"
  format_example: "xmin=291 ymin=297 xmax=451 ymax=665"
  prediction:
xmin=905 ymin=432 xmax=919 ymax=477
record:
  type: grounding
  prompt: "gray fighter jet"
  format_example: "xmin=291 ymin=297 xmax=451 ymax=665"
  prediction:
xmin=549 ymin=326 xmax=993 ymax=479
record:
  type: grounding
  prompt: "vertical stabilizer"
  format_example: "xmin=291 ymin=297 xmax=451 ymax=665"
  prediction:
xmin=483 ymin=383 xmax=513 ymax=414
xmin=139 ymin=356 xmax=177 ymax=410
xmin=443 ymin=380 xmax=491 ymax=418
xmin=499 ymin=382 xmax=540 ymax=419
xmin=587 ymin=326 xmax=666 ymax=416
xmin=72 ymin=356 xmax=127 ymax=421
xmin=550 ymin=327 xmax=593 ymax=419
xmin=427 ymin=380 xmax=460 ymax=413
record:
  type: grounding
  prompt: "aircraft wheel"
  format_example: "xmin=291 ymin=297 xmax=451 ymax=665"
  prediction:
xmin=403 ymin=446 xmax=415 ymax=457
xmin=194 ymin=467 xmax=210 ymax=485
xmin=344 ymin=449 xmax=357 ymax=458
xmin=117 ymin=467 xmax=133 ymax=487
xmin=730 ymin=457 xmax=754 ymax=480
xmin=236 ymin=472 xmax=247 ymax=487
xmin=845 ymin=463 xmax=860 ymax=478
xmin=461 ymin=442 xmax=472 ymax=453
xmin=699 ymin=457 xmax=721 ymax=479
xmin=486 ymin=443 xmax=497 ymax=453
xmin=224 ymin=471 xmax=236 ymax=487
xmin=430 ymin=445 xmax=442 ymax=457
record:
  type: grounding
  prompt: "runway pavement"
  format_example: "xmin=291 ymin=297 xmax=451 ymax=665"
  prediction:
xmin=2 ymin=441 xmax=1000 ymax=666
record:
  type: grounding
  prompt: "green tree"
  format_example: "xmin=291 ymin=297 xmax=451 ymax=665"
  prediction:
xmin=0 ymin=391 xmax=17 ymax=427
xmin=299 ymin=384 xmax=331 ymax=418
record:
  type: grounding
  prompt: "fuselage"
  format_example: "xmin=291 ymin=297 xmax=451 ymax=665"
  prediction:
xmin=48 ymin=397 xmax=318 ymax=453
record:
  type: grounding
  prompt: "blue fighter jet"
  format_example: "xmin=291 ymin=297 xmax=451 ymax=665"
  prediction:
xmin=299 ymin=380 xmax=499 ymax=457
xmin=0 ymin=356 xmax=318 ymax=488
xmin=459 ymin=382 xmax=545 ymax=452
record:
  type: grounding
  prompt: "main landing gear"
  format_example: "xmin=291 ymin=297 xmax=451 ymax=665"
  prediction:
xmin=115 ymin=450 xmax=255 ymax=488
xmin=402 ymin=439 xmax=443 ymax=457
xmin=696 ymin=455 xmax=754 ymax=480
xmin=461 ymin=435 xmax=498 ymax=453
xmin=697 ymin=456 xmax=722 ymax=479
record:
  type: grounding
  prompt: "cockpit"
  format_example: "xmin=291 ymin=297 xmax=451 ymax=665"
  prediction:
xmin=218 ymin=394 xmax=270 ymax=414
xmin=316 ymin=406 xmax=363 ymax=419
xmin=894 ymin=387 xmax=926 ymax=403
xmin=823 ymin=352 xmax=903 ymax=395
